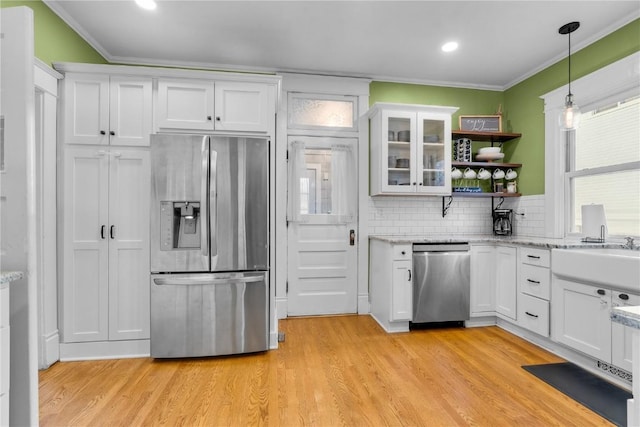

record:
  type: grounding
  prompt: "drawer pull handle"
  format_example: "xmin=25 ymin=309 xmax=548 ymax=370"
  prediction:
xmin=527 ymin=255 xmax=541 ymax=259
xmin=526 ymin=279 xmax=540 ymax=284
xmin=597 ymin=289 xmax=606 ymax=296
xmin=525 ymin=311 xmax=539 ymax=318
xmin=619 ymin=294 xmax=629 ymax=301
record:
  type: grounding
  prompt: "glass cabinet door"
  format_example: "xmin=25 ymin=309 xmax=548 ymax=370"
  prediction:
xmin=382 ymin=111 xmax=415 ymax=193
xmin=417 ymin=113 xmax=450 ymax=194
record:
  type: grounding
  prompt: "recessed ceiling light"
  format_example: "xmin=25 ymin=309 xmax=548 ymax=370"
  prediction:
xmin=441 ymin=41 xmax=459 ymax=53
xmin=135 ymin=0 xmax=157 ymax=10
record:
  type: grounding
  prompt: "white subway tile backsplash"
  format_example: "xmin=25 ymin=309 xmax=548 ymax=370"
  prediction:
xmin=367 ymin=194 xmax=546 ymax=238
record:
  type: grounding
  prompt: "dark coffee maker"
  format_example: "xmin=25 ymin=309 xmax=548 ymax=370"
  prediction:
xmin=493 ymin=209 xmax=513 ymax=236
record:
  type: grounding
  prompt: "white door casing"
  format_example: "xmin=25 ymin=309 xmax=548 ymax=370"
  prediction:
xmin=287 ymin=136 xmax=358 ymax=316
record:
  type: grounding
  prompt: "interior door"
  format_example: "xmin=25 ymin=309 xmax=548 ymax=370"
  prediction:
xmin=287 ymin=136 xmax=358 ymax=316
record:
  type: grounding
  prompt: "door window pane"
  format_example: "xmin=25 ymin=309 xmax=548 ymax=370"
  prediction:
xmin=299 ymin=149 xmax=332 ymax=215
xmin=288 ymin=94 xmax=357 ymax=130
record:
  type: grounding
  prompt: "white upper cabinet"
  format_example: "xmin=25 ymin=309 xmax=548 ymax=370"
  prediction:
xmin=214 ymin=81 xmax=271 ymax=132
xmin=157 ymin=79 xmax=273 ymax=133
xmin=62 ymin=73 xmax=152 ymax=146
xmin=156 ymin=79 xmax=215 ymax=131
xmin=369 ymin=103 xmax=457 ymax=196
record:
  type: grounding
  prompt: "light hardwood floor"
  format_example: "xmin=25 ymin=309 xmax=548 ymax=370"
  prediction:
xmin=39 ymin=315 xmax=614 ymax=426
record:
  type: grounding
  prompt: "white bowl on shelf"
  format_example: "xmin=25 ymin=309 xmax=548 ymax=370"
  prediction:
xmin=475 ymin=152 xmax=505 ymax=161
xmin=478 ymin=146 xmax=501 ymax=154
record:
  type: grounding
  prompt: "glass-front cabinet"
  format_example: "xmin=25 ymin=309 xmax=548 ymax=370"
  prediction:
xmin=369 ymin=103 xmax=458 ymax=195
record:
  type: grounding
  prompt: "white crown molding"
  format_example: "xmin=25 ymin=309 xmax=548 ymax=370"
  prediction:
xmin=43 ymin=0 xmax=640 ymax=93
xmin=42 ymin=0 xmax=112 ymax=61
xmin=504 ymin=12 xmax=640 ymax=90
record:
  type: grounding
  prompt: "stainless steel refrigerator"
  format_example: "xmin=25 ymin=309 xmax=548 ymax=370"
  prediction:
xmin=150 ymin=134 xmax=269 ymax=358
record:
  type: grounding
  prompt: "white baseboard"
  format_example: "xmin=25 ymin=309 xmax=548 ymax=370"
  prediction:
xmin=465 ymin=316 xmax=497 ymax=328
xmin=369 ymin=313 xmax=410 ymax=333
xmin=39 ymin=330 xmax=59 ymax=369
xmin=275 ymin=297 xmax=287 ymax=319
xmin=59 ymin=339 xmax=150 ymax=361
xmin=357 ymin=294 xmax=370 ymax=314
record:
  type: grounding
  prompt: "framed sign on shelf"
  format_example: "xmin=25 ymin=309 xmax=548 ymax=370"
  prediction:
xmin=459 ymin=115 xmax=502 ymax=132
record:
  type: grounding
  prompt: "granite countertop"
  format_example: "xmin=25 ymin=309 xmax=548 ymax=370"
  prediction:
xmin=0 ymin=271 xmax=24 ymax=287
xmin=369 ymin=234 xmax=637 ymax=250
xmin=611 ymin=306 xmax=640 ymax=330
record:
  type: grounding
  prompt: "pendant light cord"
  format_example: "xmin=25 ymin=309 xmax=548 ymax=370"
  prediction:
xmin=568 ymin=29 xmax=572 ymax=96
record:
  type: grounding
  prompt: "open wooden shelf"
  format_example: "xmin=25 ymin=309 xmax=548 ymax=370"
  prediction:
xmin=452 ymin=161 xmax=522 ymax=169
xmin=452 ymin=130 xmax=522 ymax=142
xmin=450 ymin=191 xmax=521 ymax=198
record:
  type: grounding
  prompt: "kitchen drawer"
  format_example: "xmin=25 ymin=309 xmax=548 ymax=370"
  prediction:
xmin=0 ymin=287 xmax=7 ymax=328
xmin=519 ymin=264 xmax=550 ymax=300
xmin=518 ymin=293 xmax=549 ymax=337
xmin=0 ymin=326 xmax=8 ymax=394
xmin=392 ymin=245 xmax=412 ymax=260
xmin=519 ymin=247 xmax=550 ymax=268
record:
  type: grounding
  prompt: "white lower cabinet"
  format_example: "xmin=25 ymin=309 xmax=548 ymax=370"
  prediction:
xmin=517 ymin=247 xmax=550 ymax=337
xmin=60 ymin=146 xmax=150 ymax=344
xmin=470 ymin=245 xmax=495 ymax=316
xmin=612 ymin=291 xmax=640 ymax=372
xmin=552 ymin=279 xmax=613 ymax=362
xmin=495 ymin=245 xmax=517 ymax=320
xmin=370 ymin=240 xmax=412 ymax=332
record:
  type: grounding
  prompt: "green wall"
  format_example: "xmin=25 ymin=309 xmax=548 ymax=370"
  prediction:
xmin=371 ymin=18 xmax=640 ymax=196
xmin=1 ymin=0 xmax=106 ymax=66
xmin=504 ymin=18 xmax=640 ymax=195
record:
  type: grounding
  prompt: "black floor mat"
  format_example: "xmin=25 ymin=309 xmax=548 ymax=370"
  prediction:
xmin=522 ymin=362 xmax=632 ymax=427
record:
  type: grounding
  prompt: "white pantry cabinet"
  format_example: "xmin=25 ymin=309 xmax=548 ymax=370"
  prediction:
xmin=495 ymin=245 xmax=517 ymax=321
xmin=369 ymin=103 xmax=457 ymax=196
xmin=370 ymin=240 xmax=413 ymax=332
xmin=157 ymin=79 xmax=273 ymax=133
xmin=60 ymin=147 xmax=150 ymax=343
xmin=62 ymin=73 xmax=152 ymax=146
xmin=469 ymin=245 xmax=496 ymax=316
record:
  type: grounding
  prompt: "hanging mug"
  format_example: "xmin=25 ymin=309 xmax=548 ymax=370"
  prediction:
xmin=477 ymin=168 xmax=491 ymax=180
xmin=451 ymin=167 xmax=463 ymax=179
xmin=505 ymin=168 xmax=518 ymax=180
xmin=463 ymin=167 xmax=477 ymax=179
xmin=493 ymin=168 xmax=505 ymax=179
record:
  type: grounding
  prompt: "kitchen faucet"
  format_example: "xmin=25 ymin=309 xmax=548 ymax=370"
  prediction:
xmin=624 ymin=236 xmax=636 ymax=249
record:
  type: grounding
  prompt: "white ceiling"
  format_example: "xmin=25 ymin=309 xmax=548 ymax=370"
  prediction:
xmin=44 ymin=0 xmax=640 ymax=90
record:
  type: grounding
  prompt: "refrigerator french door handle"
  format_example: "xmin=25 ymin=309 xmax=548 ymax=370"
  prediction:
xmin=200 ymin=139 xmax=209 ymax=262
xmin=153 ymin=275 xmax=264 ymax=286
xmin=210 ymin=149 xmax=218 ymax=269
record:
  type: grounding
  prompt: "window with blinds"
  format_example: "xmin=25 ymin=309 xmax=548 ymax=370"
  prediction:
xmin=568 ymin=96 xmax=640 ymax=236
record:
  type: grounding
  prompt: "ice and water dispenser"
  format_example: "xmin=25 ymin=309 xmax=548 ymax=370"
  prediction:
xmin=159 ymin=201 xmax=201 ymax=250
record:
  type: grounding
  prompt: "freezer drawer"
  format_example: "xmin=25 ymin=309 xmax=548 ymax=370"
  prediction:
xmin=151 ymin=272 xmax=269 ymax=358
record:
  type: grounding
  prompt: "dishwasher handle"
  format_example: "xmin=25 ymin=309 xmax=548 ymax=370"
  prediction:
xmin=413 ymin=243 xmax=470 ymax=252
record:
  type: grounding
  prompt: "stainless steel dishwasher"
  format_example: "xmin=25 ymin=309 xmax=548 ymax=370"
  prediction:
xmin=412 ymin=243 xmax=470 ymax=324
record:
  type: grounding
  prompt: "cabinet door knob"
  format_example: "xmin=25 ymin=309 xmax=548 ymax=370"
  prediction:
xmin=408 ymin=269 xmax=412 ymax=281
xmin=207 ymin=116 xmax=212 ymax=121
xmin=110 ymin=225 xmax=115 ymax=239
xmin=597 ymin=289 xmax=606 ymax=295
xmin=110 ymin=131 xmax=115 ymax=136
xmin=100 ymin=225 xmax=106 ymax=239
xmin=216 ymin=116 xmax=221 ymax=121
xmin=100 ymin=130 xmax=106 ymax=135
xmin=619 ymin=293 xmax=629 ymax=300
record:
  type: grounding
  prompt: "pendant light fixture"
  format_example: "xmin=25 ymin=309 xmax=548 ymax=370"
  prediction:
xmin=559 ymin=21 xmax=581 ymax=131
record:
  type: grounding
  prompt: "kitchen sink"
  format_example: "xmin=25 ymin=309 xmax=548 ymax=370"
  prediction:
xmin=552 ymin=247 xmax=640 ymax=292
